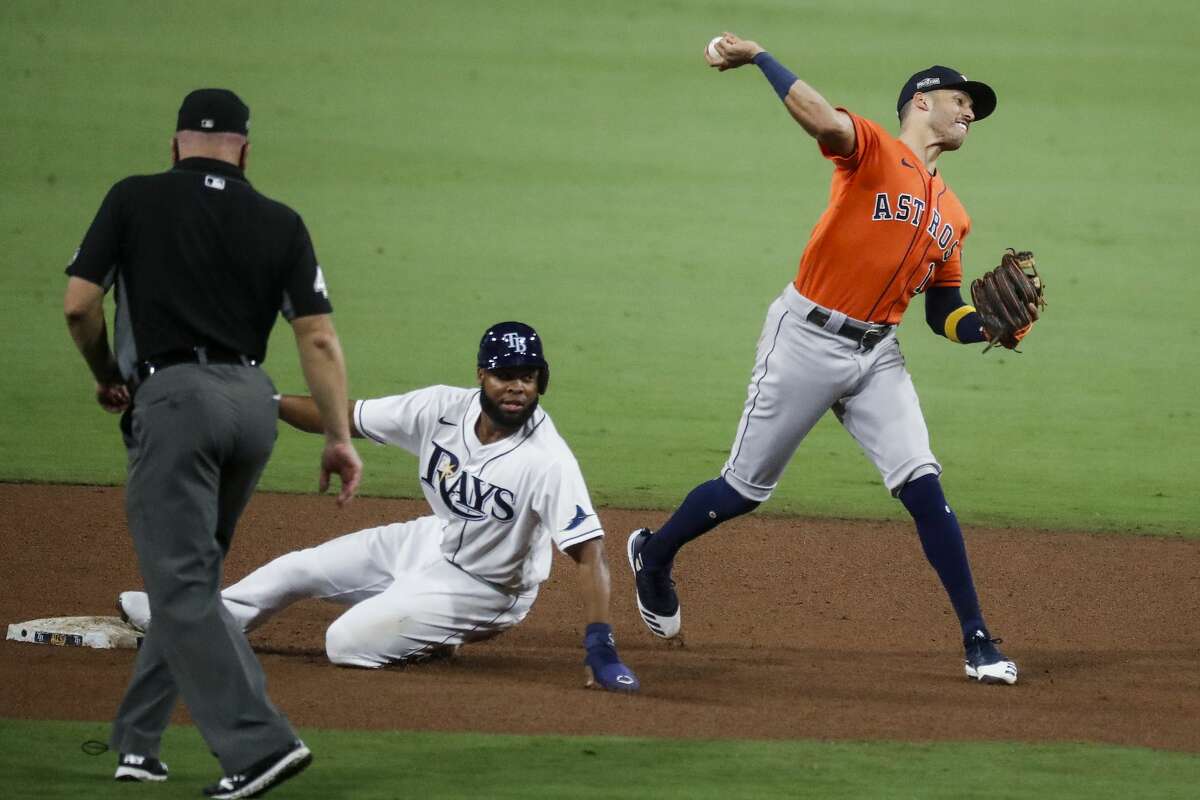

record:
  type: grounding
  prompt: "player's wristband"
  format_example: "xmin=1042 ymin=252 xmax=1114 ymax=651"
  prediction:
xmin=944 ymin=305 xmax=974 ymax=342
xmin=946 ymin=306 xmax=986 ymax=344
xmin=584 ymin=622 xmax=613 ymax=645
xmin=583 ymin=623 xmax=619 ymax=663
xmin=752 ymin=52 xmax=798 ymax=101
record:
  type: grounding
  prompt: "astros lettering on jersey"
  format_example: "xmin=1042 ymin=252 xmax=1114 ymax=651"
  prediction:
xmin=796 ymin=112 xmax=969 ymax=324
xmin=354 ymin=385 xmax=602 ymax=591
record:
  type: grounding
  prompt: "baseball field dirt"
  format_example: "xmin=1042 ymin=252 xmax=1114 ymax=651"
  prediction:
xmin=1 ymin=484 xmax=1196 ymax=752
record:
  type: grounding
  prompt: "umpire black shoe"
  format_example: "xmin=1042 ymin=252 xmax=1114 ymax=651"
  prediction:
xmin=203 ymin=740 xmax=312 ymax=799
xmin=963 ymin=629 xmax=1019 ymax=685
xmin=114 ymin=753 xmax=169 ymax=782
xmin=627 ymin=528 xmax=681 ymax=638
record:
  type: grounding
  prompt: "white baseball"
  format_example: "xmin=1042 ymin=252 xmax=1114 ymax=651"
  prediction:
xmin=705 ymin=36 xmax=724 ymax=65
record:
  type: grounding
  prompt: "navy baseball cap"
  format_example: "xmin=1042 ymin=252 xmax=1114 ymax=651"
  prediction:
xmin=176 ymin=88 xmax=250 ymax=135
xmin=896 ymin=66 xmax=996 ymax=121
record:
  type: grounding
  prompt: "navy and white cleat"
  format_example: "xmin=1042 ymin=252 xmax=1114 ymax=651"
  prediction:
xmin=626 ymin=528 xmax=681 ymax=639
xmin=963 ymin=629 xmax=1018 ymax=685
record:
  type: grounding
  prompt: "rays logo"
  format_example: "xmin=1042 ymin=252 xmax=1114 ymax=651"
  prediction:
xmin=564 ymin=505 xmax=593 ymax=531
xmin=421 ymin=443 xmax=516 ymax=521
xmin=501 ymin=332 xmax=527 ymax=353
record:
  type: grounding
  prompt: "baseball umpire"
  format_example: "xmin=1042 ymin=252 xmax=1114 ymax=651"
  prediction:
xmin=628 ymin=35 xmax=1040 ymax=685
xmin=118 ymin=321 xmax=639 ymax=693
xmin=63 ymin=88 xmax=363 ymax=797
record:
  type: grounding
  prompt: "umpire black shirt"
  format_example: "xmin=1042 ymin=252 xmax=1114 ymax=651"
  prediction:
xmin=66 ymin=157 xmax=333 ymax=381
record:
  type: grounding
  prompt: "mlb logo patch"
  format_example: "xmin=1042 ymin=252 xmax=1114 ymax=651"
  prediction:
xmin=204 ymin=175 xmax=226 ymax=190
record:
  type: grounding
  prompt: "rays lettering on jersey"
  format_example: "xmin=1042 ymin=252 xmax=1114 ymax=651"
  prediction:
xmin=421 ymin=443 xmax=516 ymax=521
xmin=870 ymin=193 xmax=960 ymax=261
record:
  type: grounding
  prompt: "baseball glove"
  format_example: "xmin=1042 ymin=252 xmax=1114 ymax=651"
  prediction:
xmin=970 ymin=249 xmax=1046 ymax=352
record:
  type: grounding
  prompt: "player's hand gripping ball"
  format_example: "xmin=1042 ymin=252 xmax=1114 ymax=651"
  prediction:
xmin=583 ymin=623 xmax=639 ymax=693
xmin=970 ymin=248 xmax=1046 ymax=352
xmin=704 ymin=35 xmax=726 ymax=67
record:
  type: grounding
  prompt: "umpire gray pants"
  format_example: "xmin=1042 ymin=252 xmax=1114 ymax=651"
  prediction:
xmin=110 ymin=363 xmax=296 ymax=773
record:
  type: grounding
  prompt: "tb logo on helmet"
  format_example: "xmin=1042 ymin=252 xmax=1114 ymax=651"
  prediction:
xmin=501 ymin=332 xmax=527 ymax=354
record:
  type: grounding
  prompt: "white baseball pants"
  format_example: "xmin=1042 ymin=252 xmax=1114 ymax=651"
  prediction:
xmin=221 ymin=515 xmax=536 ymax=668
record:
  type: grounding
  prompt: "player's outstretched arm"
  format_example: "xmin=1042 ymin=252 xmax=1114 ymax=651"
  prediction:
xmin=711 ymin=32 xmax=854 ymax=156
xmin=278 ymin=395 xmax=362 ymax=438
xmin=566 ymin=539 xmax=640 ymax=693
xmin=567 ymin=538 xmax=610 ymax=624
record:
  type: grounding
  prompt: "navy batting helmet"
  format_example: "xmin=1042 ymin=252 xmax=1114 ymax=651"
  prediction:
xmin=477 ymin=321 xmax=550 ymax=394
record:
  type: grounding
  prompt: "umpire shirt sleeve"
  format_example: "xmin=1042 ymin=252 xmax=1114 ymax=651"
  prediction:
xmin=66 ymin=182 xmax=123 ymax=290
xmin=280 ymin=216 xmax=334 ymax=320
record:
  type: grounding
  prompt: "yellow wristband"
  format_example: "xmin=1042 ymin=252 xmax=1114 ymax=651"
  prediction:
xmin=944 ymin=305 xmax=976 ymax=343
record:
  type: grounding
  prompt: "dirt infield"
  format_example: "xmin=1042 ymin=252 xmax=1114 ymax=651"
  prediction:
xmin=1 ymin=483 xmax=1197 ymax=752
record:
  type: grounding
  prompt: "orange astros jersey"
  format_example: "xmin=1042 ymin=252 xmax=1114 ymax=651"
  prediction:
xmin=795 ymin=111 xmax=969 ymax=324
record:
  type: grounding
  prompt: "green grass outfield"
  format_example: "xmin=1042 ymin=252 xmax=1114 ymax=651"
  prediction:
xmin=3 ymin=719 xmax=1199 ymax=800
xmin=4 ymin=0 xmax=1197 ymax=535
xmin=1 ymin=3 xmax=1197 ymax=798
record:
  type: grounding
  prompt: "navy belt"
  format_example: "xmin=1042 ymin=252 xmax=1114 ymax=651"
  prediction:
xmin=805 ymin=308 xmax=892 ymax=351
xmin=136 ymin=346 xmax=258 ymax=380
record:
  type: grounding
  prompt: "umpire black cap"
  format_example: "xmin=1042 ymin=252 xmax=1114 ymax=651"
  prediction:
xmin=897 ymin=66 xmax=996 ymax=121
xmin=176 ymin=88 xmax=250 ymax=135
xmin=477 ymin=321 xmax=550 ymax=394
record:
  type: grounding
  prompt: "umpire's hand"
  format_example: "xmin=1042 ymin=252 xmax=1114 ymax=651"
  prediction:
xmin=320 ymin=439 xmax=362 ymax=506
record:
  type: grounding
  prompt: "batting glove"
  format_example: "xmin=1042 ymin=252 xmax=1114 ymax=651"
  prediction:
xmin=583 ymin=623 xmax=639 ymax=693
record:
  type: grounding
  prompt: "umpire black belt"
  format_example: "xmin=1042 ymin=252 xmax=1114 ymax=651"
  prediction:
xmin=136 ymin=346 xmax=259 ymax=380
xmin=805 ymin=308 xmax=892 ymax=352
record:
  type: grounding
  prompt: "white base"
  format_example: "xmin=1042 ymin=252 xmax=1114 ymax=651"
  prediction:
xmin=6 ymin=615 xmax=142 ymax=650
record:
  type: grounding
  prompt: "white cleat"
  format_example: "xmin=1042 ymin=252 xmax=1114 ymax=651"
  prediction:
xmin=117 ymin=591 xmax=151 ymax=632
xmin=965 ymin=659 xmax=1019 ymax=685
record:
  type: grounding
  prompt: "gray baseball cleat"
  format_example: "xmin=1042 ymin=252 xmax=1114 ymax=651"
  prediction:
xmin=626 ymin=528 xmax=681 ymax=639
xmin=963 ymin=629 xmax=1018 ymax=685
xmin=117 ymin=591 xmax=151 ymax=632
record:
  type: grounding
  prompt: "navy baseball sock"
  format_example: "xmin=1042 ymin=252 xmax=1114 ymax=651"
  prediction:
xmin=640 ymin=478 xmax=759 ymax=571
xmin=898 ymin=475 xmax=985 ymax=639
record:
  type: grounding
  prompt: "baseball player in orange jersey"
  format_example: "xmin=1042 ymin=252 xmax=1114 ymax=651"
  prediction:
xmin=628 ymin=33 xmax=1039 ymax=684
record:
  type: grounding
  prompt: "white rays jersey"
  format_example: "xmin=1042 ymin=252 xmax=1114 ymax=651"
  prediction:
xmin=353 ymin=385 xmax=603 ymax=592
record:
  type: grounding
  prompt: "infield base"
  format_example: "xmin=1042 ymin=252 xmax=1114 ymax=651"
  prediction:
xmin=6 ymin=615 xmax=141 ymax=650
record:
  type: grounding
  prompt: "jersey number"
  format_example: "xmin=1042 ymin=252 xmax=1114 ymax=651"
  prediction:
xmin=911 ymin=262 xmax=936 ymax=295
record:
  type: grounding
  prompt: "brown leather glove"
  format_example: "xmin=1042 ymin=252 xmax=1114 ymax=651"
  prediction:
xmin=970 ymin=249 xmax=1046 ymax=352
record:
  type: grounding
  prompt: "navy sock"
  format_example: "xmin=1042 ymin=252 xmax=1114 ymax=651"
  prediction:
xmin=640 ymin=478 xmax=759 ymax=570
xmin=898 ymin=475 xmax=985 ymax=640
